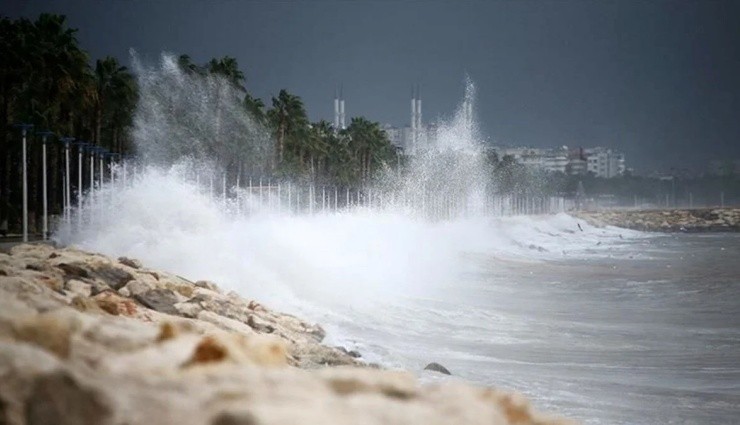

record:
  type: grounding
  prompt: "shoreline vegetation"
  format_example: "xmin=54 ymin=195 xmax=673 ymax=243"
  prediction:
xmin=1 ymin=13 xmax=402 ymax=236
xmin=575 ymin=207 xmax=740 ymax=233
xmin=0 ymin=243 xmax=573 ymax=425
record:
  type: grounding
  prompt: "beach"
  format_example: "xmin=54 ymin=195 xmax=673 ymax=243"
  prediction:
xmin=0 ymin=242 xmax=571 ymax=425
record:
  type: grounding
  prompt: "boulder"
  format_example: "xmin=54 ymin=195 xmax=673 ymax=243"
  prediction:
xmin=135 ymin=289 xmax=181 ymax=315
xmin=424 ymin=362 xmax=452 ymax=375
xmin=195 ymin=280 xmax=221 ymax=292
xmin=88 ymin=263 xmax=135 ymax=290
xmin=65 ymin=279 xmax=92 ymax=298
xmin=26 ymin=370 xmax=114 ymax=425
xmin=117 ymin=256 xmax=142 ymax=269
xmin=93 ymin=292 xmax=138 ymax=316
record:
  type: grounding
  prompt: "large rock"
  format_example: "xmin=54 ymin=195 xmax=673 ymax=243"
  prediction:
xmin=26 ymin=370 xmax=114 ymax=425
xmin=134 ymin=289 xmax=181 ymax=315
xmin=424 ymin=362 xmax=452 ymax=375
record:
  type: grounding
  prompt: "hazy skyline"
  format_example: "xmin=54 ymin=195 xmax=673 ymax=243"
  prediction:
xmin=6 ymin=0 xmax=740 ymax=172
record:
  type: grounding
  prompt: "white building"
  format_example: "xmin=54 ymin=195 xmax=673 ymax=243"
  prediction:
xmin=382 ymin=124 xmax=434 ymax=154
xmin=493 ymin=145 xmax=625 ymax=178
xmin=495 ymin=146 xmax=571 ymax=174
xmin=584 ymin=147 xmax=625 ymax=178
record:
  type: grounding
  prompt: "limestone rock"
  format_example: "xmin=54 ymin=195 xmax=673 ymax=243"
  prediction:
xmin=12 ymin=309 xmax=83 ymax=358
xmin=0 ymin=342 xmax=62 ymax=425
xmin=117 ymin=256 xmax=142 ymax=269
xmin=93 ymin=292 xmax=138 ymax=316
xmin=56 ymin=262 xmax=90 ymax=280
xmin=195 ymin=280 xmax=221 ymax=292
xmin=119 ymin=277 xmax=157 ymax=297
xmin=65 ymin=279 xmax=92 ymax=298
xmin=26 ymin=370 xmax=114 ymax=425
xmin=88 ymin=263 xmax=135 ymax=290
xmin=135 ymin=289 xmax=181 ymax=315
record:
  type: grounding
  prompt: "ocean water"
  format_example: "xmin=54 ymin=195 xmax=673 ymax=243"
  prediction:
xmin=57 ymin=57 xmax=739 ymax=423
xmin=56 ymin=171 xmax=740 ymax=424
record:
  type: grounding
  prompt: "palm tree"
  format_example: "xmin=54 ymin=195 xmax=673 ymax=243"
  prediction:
xmin=267 ymin=89 xmax=308 ymax=167
xmin=243 ymin=93 xmax=266 ymax=122
xmin=207 ymin=56 xmax=245 ymax=92
xmin=93 ymin=56 xmax=136 ymax=148
xmin=177 ymin=54 xmax=202 ymax=75
xmin=0 ymin=14 xmax=92 ymax=232
xmin=306 ymin=120 xmax=333 ymax=178
xmin=346 ymin=117 xmax=394 ymax=182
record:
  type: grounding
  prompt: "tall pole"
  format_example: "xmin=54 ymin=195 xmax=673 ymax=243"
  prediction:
xmin=23 ymin=127 xmax=28 ymax=240
xmin=334 ymin=87 xmax=340 ymax=132
xmin=59 ymin=137 xmax=75 ymax=223
xmin=98 ymin=148 xmax=106 ymax=189
xmin=14 ymin=124 xmax=33 ymax=242
xmin=60 ymin=139 xmax=72 ymax=223
xmin=75 ymin=142 xmax=86 ymax=213
xmin=339 ymin=84 xmax=346 ymax=130
xmin=42 ymin=136 xmax=48 ymax=238
xmin=37 ymin=131 xmax=54 ymax=239
xmin=65 ymin=142 xmax=71 ymax=220
xmin=410 ymin=88 xmax=416 ymax=153
xmin=90 ymin=147 xmax=95 ymax=198
xmin=74 ymin=142 xmax=87 ymax=228
xmin=340 ymin=99 xmax=346 ymax=130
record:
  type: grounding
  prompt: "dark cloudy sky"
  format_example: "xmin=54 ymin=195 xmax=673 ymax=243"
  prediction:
xmin=6 ymin=0 xmax=740 ymax=172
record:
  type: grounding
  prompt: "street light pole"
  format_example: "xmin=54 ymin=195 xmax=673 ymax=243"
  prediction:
xmin=37 ymin=131 xmax=55 ymax=239
xmin=14 ymin=124 xmax=34 ymax=242
xmin=59 ymin=137 xmax=75 ymax=224
xmin=74 ymin=141 xmax=88 ymax=213
xmin=98 ymin=148 xmax=108 ymax=190
xmin=89 ymin=146 xmax=96 ymax=191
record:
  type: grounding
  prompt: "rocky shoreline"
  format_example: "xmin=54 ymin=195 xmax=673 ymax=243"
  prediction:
xmin=0 ymin=243 xmax=572 ymax=425
xmin=575 ymin=208 xmax=740 ymax=233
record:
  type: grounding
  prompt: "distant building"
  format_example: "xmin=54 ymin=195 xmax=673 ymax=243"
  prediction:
xmin=493 ymin=145 xmax=625 ymax=178
xmin=382 ymin=124 xmax=433 ymax=153
xmin=583 ymin=147 xmax=625 ymax=178
xmin=381 ymin=85 xmax=432 ymax=154
xmin=543 ymin=148 xmax=569 ymax=173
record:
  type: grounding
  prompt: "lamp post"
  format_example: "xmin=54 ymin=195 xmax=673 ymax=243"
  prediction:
xmin=59 ymin=137 xmax=75 ymax=224
xmin=13 ymin=124 xmax=34 ymax=242
xmin=37 ymin=131 xmax=55 ymax=239
xmin=89 ymin=146 xmax=96 ymax=192
xmin=73 ymin=141 xmax=88 ymax=211
xmin=98 ymin=148 xmax=108 ymax=189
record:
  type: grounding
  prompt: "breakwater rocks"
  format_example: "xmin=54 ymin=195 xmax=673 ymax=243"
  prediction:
xmin=0 ymin=244 xmax=572 ymax=425
xmin=575 ymin=208 xmax=740 ymax=232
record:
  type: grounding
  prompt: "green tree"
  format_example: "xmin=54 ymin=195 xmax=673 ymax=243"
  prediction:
xmin=267 ymin=89 xmax=308 ymax=167
xmin=93 ymin=56 xmax=137 ymax=149
xmin=207 ymin=56 xmax=245 ymax=92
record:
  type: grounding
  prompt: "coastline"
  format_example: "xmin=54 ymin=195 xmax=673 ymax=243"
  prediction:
xmin=574 ymin=208 xmax=740 ymax=232
xmin=0 ymin=243 xmax=572 ymax=425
